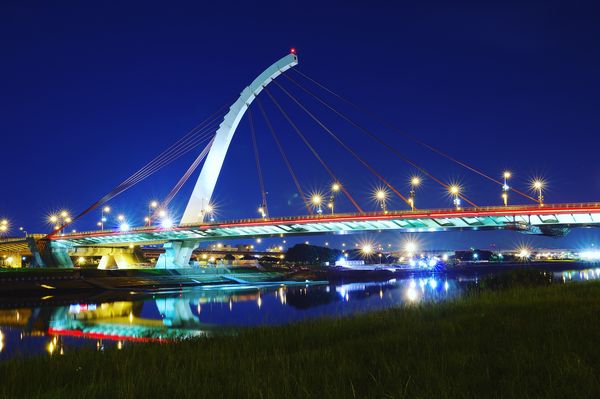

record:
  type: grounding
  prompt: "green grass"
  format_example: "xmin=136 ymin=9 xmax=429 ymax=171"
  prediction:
xmin=3 ymin=280 xmax=600 ymax=398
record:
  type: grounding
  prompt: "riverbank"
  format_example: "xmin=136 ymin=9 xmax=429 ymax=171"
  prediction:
xmin=2 ymin=276 xmax=600 ymax=398
xmin=289 ymin=260 xmax=595 ymax=283
xmin=0 ymin=267 xmax=288 ymax=296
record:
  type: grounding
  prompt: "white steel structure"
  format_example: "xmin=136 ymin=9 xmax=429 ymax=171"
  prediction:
xmin=181 ymin=53 xmax=299 ymax=224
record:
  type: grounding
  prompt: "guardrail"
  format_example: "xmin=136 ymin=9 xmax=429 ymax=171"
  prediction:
xmin=53 ymin=202 xmax=600 ymax=240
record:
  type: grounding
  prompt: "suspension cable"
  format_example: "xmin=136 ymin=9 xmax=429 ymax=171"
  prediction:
xmin=281 ymin=74 xmax=478 ymax=207
xmin=264 ymin=87 xmax=364 ymax=213
xmin=156 ymin=137 xmax=215 ymax=218
xmin=272 ymin=80 xmax=413 ymax=208
xmin=248 ymin=109 xmax=269 ymax=217
xmin=118 ymin=107 xmax=227 ymax=188
xmin=46 ymin=104 xmax=226 ymax=238
xmin=256 ymin=98 xmax=313 ymax=215
xmin=118 ymin=125 xmax=219 ymax=188
xmin=292 ymin=69 xmax=537 ymax=203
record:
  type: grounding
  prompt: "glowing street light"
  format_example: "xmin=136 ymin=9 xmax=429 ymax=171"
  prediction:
xmin=311 ymin=194 xmax=323 ymax=214
xmin=532 ymin=179 xmax=545 ymax=206
xmin=117 ymin=214 xmax=125 ymax=222
xmin=328 ymin=182 xmax=341 ymax=214
xmin=100 ymin=206 xmax=110 ymax=230
xmin=258 ymin=205 xmax=267 ymax=219
xmin=408 ymin=176 xmax=421 ymax=210
xmin=449 ymin=185 xmax=461 ymax=210
xmin=374 ymin=188 xmax=388 ymax=213
xmin=501 ymin=171 xmax=511 ymax=206
xmin=404 ymin=240 xmax=418 ymax=256
xmin=201 ymin=203 xmax=215 ymax=222
xmin=49 ymin=211 xmax=71 ymax=235
xmin=160 ymin=218 xmax=173 ymax=229
xmin=147 ymin=201 xmax=158 ymax=226
xmin=0 ymin=219 xmax=8 ymax=235
xmin=361 ymin=244 xmax=373 ymax=256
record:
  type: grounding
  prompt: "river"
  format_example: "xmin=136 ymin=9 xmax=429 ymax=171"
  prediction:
xmin=0 ymin=265 xmax=598 ymax=359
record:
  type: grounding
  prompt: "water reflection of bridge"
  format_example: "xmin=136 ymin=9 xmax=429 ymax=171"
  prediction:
xmin=0 ymin=276 xmax=468 ymax=355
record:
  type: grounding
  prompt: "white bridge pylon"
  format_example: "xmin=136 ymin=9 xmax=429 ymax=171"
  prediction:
xmin=180 ymin=53 xmax=299 ymax=224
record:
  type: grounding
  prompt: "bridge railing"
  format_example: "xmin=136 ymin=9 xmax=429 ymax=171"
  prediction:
xmin=54 ymin=202 xmax=600 ymax=239
xmin=177 ymin=202 xmax=600 ymax=228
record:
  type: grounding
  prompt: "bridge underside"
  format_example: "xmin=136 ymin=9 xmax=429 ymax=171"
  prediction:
xmin=54 ymin=206 xmax=600 ymax=248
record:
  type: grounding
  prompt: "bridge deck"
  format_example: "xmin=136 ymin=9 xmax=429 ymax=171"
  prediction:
xmin=47 ymin=203 xmax=600 ymax=246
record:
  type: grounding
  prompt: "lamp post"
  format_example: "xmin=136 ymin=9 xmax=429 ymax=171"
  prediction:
xmin=408 ymin=177 xmax=420 ymax=210
xmin=148 ymin=201 xmax=158 ymax=226
xmin=532 ymin=180 xmax=544 ymax=206
xmin=376 ymin=189 xmax=388 ymax=213
xmin=328 ymin=183 xmax=340 ymax=214
xmin=311 ymin=195 xmax=323 ymax=215
xmin=100 ymin=206 xmax=110 ymax=231
xmin=0 ymin=220 xmax=8 ymax=236
xmin=49 ymin=211 xmax=71 ymax=235
xmin=203 ymin=204 xmax=215 ymax=222
xmin=449 ymin=185 xmax=461 ymax=210
xmin=258 ymin=205 xmax=267 ymax=219
xmin=502 ymin=171 xmax=511 ymax=206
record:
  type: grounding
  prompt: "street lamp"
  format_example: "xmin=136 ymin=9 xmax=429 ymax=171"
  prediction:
xmin=148 ymin=201 xmax=158 ymax=226
xmin=19 ymin=227 xmax=27 ymax=237
xmin=375 ymin=189 xmax=388 ymax=213
xmin=532 ymin=180 xmax=545 ymax=206
xmin=449 ymin=185 xmax=461 ymax=210
xmin=328 ymin=182 xmax=341 ymax=214
xmin=0 ymin=219 xmax=8 ymax=235
xmin=49 ymin=211 xmax=71 ymax=235
xmin=361 ymin=244 xmax=373 ymax=256
xmin=202 ymin=204 xmax=215 ymax=222
xmin=258 ymin=205 xmax=267 ymax=219
xmin=100 ymin=206 xmax=110 ymax=231
xmin=404 ymin=240 xmax=418 ymax=257
xmin=311 ymin=194 xmax=323 ymax=214
xmin=408 ymin=176 xmax=421 ymax=210
xmin=502 ymin=171 xmax=511 ymax=206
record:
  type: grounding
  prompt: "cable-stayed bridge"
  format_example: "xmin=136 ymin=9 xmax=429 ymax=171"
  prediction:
xmin=2 ymin=50 xmax=598 ymax=269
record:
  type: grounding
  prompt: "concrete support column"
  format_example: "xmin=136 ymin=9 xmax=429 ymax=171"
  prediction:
xmin=98 ymin=255 xmax=117 ymax=270
xmin=27 ymin=237 xmax=47 ymax=268
xmin=50 ymin=244 xmax=74 ymax=268
xmin=156 ymin=240 xmax=198 ymax=269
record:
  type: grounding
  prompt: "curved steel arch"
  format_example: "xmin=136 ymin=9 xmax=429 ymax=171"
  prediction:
xmin=181 ymin=53 xmax=299 ymax=224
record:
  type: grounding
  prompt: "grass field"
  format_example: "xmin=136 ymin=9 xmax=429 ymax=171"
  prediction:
xmin=2 ymin=275 xmax=600 ymax=398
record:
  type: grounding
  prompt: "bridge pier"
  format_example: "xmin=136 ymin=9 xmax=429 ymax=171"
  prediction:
xmin=156 ymin=240 xmax=198 ymax=269
xmin=97 ymin=252 xmax=142 ymax=269
xmin=28 ymin=240 xmax=74 ymax=268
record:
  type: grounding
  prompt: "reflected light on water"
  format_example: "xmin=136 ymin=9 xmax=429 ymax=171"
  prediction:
xmin=405 ymin=287 xmax=419 ymax=302
xmin=4 ymin=267 xmax=597 ymax=359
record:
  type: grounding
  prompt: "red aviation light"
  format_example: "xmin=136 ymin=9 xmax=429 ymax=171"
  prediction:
xmin=290 ymin=47 xmax=297 ymax=54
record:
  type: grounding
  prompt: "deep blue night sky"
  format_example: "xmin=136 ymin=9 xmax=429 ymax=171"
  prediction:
xmin=1 ymin=1 xmax=600 ymax=250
